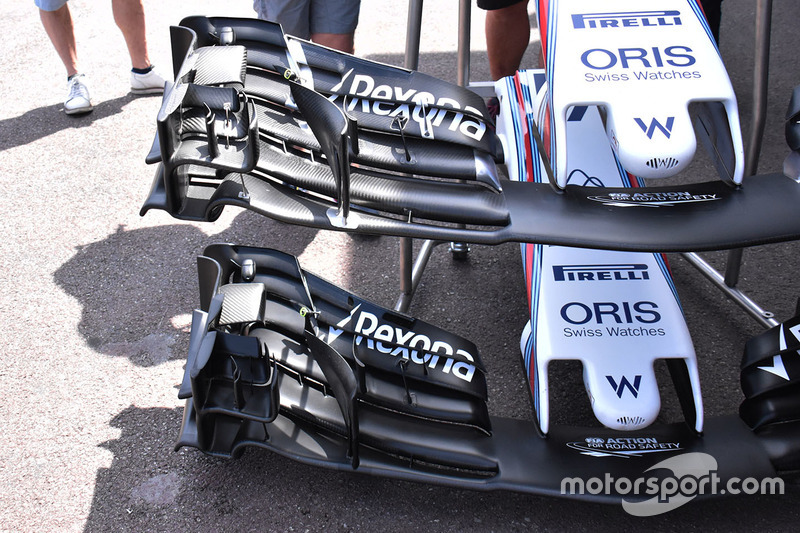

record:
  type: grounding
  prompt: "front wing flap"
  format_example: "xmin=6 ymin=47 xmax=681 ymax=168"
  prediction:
xmin=140 ymin=16 xmax=800 ymax=253
xmin=173 ymin=244 xmax=791 ymax=501
xmin=143 ymin=16 xmax=800 ymax=501
xmin=179 ymin=245 xmax=492 ymax=467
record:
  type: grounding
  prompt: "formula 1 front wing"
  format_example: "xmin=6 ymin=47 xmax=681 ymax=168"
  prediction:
xmin=140 ymin=17 xmax=800 ymax=253
xmin=142 ymin=16 xmax=800 ymax=502
xmin=173 ymin=244 xmax=798 ymax=501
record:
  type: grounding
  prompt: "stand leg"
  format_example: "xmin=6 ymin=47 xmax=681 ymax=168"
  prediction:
xmin=457 ymin=0 xmax=470 ymax=87
xmin=404 ymin=0 xmax=423 ymax=70
xmin=395 ymin=239 xmax=440 ymax=313
xmin=683 ymin=252 xmax=777 ymax=328
xmin=722 ymin=0 xmax=773 ymax=289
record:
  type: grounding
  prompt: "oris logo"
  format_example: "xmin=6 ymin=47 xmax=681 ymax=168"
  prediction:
xmin=560 ymin=301 xmax=661 ymax=325
xmin=581 ymin=46 xmax=695 ymax=70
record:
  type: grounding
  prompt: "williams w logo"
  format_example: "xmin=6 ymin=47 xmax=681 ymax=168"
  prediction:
xmin=606 ymin=375 xmax=642 ymax=398
xmin=634 ymin=117 xmax=675 ymax=139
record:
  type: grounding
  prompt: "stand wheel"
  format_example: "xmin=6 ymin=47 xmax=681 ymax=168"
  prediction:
xmin=449 ymin=242 xmax=471 ymax=261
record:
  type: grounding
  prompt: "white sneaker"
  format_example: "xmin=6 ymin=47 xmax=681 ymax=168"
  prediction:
xmin=130 ymin=68 xmax=166 ymax=95
xmin=64 ymin=74 xmax=93 ymax=115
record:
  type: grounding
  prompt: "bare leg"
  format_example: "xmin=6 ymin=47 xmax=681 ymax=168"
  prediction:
xmin=485 ymin=0 xmax=530 ymax=80
xmin=310 ymin=32 xmax=355 ymax=54
xmin=39 ymin=4 xmax=79 ymax=78
xmin=112 ymin=0 xmax=151 ymax=69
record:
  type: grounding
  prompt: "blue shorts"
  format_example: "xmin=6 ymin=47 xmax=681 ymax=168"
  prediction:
xmin=35 ymin=0 xmax=68 ymax=11
xmin=252 ymin=0 xmax=361 ymax=38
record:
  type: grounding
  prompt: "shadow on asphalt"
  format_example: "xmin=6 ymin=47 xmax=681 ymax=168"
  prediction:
xmin=0 ymin=95 xmax=139 ymax=150
xmin=81 ymin=402 xmax=799 ymax=532
xmin=52 ymin=212 xmax=322 ymax=367
xmin=51 ymin=36 xmax=800 ymax=529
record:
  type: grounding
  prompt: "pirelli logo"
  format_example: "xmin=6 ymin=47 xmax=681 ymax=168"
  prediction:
xmin=572 ymin=10 xmax=682 ymax=30
xmin=553 ymin=264 xmax=650 ymax=282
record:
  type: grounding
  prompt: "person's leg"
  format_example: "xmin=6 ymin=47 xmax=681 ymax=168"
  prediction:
xmin=310 ymin=33 xmax=355 ymax=54
xmin=483 ymin=0 xmax=530 ymax=80
xmin=37 ymin=0 xmax=92 ymax=114
xmin=112 ymin=0 xmax=165 ymax=94
xmin=309 ymin=0 xmax=360 ymax=54
xmin=253 ymin=0 xmax=311 ymax=39
xmin=111 ymin=0 xmax=150 ymax=69
xmin=38 ymin=1 xmax=78 ymax=77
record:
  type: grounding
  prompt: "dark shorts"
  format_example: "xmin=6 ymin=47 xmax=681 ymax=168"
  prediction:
xmin=253 ymin=0 xmax=360 ymax=38
xmin=477 ymin=0 xmax=525 ymax=11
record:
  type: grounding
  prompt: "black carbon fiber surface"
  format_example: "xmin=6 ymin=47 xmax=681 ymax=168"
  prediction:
xmin=252 ymin=100 xmax=486 ymax=180
xmin=147 ymin=17 xmax=800 ymax=251
xmin=218 ymin=283 xmax=266 ymax=326
xmin=250 ymin=140 xmax=507 ymax=224
xmin=193 ymin=46 xmax=247 ymax=87
xmin=182 ymin=85 xmax=240 ymax=112
xmin=245 ymin=71 xmax=293 ymax=103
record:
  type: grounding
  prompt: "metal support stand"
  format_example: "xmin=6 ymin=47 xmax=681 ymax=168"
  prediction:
xmin=457 ymin=0 xmax=471 ymax=88
xmin=395 ymin=0 xmax=474 ymax=313
xmin=682 ymin=252 xmax=778 ymax=329
xmin=396 ymin=0 xmax=425 ymax=312
xmin=395 ymin=239 xmax=442 ymax=313
xmin=397 ymin=1 xmax=778 ymax=328
xmin=404 ymin=0 xmax=423 ymax=71
xmin=685 ymin=0 xmax=775 ymax=326
xmin=722 ymin=0 xmax=773 ymax=289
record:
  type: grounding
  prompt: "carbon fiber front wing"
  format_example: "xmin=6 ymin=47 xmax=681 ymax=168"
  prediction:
xmin=142 ymin=17 xmax=800 ymax=501
xmin=140 ymin=17 xmax=800 ymax=253
xmin=173 ymin=244 xmax=798 ymax=501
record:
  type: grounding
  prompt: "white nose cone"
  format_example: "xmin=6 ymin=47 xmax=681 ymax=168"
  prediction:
xmin=605 ymin=104 xmax=696 ymax=179
xmin=583 ymin=362 xmax=661 ymax=431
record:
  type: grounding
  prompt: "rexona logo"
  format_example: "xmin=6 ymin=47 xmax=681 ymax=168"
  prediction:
xmin=606 ymin=375 xmax=642 ymax=398
xmin=553 ymin=264 xmax=649 ymax=282
xmin=635 ymin=117 xmax=675 ymax=139
xmin=349 ymin=307 xmax=477 ymax=383
xmin=572 ymin=10 xmax=682 ymax=29
xmin=328 ymin=69 xmax=487 ymax=142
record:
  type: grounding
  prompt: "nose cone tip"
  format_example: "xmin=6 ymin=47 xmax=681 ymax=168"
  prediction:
xmin=607 ymin=109 xmax=697 ymax=179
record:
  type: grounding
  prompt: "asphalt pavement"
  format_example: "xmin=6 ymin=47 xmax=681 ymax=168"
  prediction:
xmin=2 ymin=0 xmax=800 ymax=531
